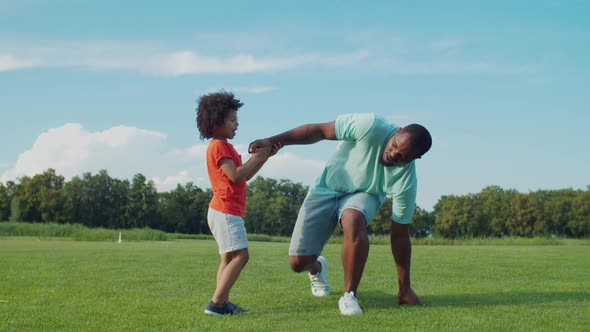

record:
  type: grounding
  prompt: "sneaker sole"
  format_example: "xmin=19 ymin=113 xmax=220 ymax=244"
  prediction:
xmin=340 ymin=310 xmax=363 ymax=316
xmin=204 ymin=309 xmax=224 ymax=317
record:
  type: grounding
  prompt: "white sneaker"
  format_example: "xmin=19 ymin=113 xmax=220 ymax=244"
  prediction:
xmin=339 ymin=291 xmax=362 ymax=316
xmin=308 ymin=256 xmax=330 ymax=296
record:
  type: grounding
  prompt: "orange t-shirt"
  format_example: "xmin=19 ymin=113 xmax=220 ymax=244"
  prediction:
xmin=206 ymin=139 xmax=247 ymax=217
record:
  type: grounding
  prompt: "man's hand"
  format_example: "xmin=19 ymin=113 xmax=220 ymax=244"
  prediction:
xmin=248 ymin=139 xmax=273 ymax=154
xmin=251 ymin=146 xmax=272 ymax=160
xmin=398 ymin=287 xmax=422 ymax=305
xmin=269 ymin=142 xmax=282 ymax=156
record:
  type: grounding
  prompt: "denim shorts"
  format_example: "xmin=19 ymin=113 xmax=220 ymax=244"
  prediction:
xmin=207 ymin=208 xmax=248 ymax=254
xmin=288 ymin=192 xmax=382 ymax=257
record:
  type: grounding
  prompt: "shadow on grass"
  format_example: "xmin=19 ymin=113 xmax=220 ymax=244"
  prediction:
xmin=361 ymin=290 xmax=590 ymax=309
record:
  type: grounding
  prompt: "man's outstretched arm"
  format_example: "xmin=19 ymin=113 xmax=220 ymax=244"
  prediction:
xmin=390 ymin=221 xmax=422 ymax=305
xmin=249 ymin=121 xmax=336 ymax=153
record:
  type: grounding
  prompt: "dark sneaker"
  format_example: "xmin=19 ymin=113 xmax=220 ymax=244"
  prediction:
xmin=204 ymin=301 xmax=249 ymax=317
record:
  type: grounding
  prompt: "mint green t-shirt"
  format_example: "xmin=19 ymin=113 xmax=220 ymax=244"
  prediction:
xmin=309 ymin=113 xmax=417 ymax=224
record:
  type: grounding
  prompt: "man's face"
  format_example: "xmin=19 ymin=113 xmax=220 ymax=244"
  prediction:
xmin=381 ymin=128 xmax=420 ymax=166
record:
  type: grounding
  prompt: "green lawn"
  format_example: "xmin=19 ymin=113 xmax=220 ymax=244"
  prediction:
xmin=1 ymin=238 xmax=588 ymax=331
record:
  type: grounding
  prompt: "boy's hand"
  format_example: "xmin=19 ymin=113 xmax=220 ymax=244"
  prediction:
xmin=248 ymin=139 xmax=272 ymax=154
xmin=251 ymin=146 xmax=272 ymax=159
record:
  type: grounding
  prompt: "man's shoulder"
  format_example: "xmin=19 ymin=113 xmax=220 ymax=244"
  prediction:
xmin=337 ymin=112 xmax=376 ymax=122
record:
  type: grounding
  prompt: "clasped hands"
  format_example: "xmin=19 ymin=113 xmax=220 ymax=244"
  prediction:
xmin=248 ymin=138 xmax=282 ymax=157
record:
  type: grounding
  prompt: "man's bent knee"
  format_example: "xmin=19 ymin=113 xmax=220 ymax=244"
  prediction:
xmin=289 ymin=255 xmax=316 ymax=273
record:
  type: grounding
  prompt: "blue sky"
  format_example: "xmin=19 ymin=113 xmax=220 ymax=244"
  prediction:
xmin=1 ymin=0 xmax=589 ymax=211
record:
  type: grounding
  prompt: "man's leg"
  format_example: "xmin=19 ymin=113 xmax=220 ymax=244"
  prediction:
xmin=390 ymin=221 xmax=422 ymax=305
xmin=288 ymin=193 xmax=338 ymax=296
xmin=340 ymin=209 xmax=369 ymax=293
xmin=289 ymin=255 xmax=319 ymax=273
xmin=290 ymin=254 xmax=330 ymax=296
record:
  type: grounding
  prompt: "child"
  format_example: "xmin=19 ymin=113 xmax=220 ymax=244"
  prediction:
xmin=196 ymin=90 xmax=279 ymax=316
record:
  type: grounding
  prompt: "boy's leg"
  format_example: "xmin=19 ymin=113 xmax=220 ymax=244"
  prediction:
xmin=216 ymin=253 xmax=230 ymax=286
xmin=212 ymin=248 xmax=249 ymax=305
xmin=207 ymin=208 xmax=249 ymax=305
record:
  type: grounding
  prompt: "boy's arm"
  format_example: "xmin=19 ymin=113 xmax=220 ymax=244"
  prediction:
xmin=248 ymin=121 xmax=337 ymax=153
xmin=219 ymin=152 xmax=267 ymax=183
xmin=244 ymin=143 xmax=281 ymax=181
xmin=245 ymin=158 xmax=266 ymax=181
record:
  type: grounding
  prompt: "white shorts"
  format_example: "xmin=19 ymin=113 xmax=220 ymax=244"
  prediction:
xmin=207 ymin=208 xmax=248 ymax=254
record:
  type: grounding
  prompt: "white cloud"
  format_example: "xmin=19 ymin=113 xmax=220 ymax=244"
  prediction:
xmin=257 ymin=152 xmax=325 ymax=185
xmin=0 ymin=41 xmax=369 ymax=76
xmin=0 ymin=124 xmax=326 ymax=192
xmin=0 ymin=123 xmax=169 ymax=182
xmin=430 ymin=37 xmax=464 ymax=51
xmin=154 ymin=51 xmax=367 ymax=76
xmin=151 ymin=170 xmax=194 ymax=191
xmin=1 ymin=38 xmax=532 ymax=77
xmin=0 ymin=53 xmax=40 ymax=71
xmin=370 ymin=57 xmax=533 ymax=75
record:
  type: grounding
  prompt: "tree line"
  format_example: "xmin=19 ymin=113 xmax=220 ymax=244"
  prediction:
xmin=0 ymin=169 xmax=588 ymax=238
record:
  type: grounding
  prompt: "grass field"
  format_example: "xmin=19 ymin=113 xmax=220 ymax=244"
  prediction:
xmin=1 ymin=238 xmax=588 ymax=331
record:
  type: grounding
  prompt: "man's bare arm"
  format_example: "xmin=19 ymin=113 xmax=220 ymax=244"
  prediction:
xmin=249 ymin=121 xmax=336 ymax=153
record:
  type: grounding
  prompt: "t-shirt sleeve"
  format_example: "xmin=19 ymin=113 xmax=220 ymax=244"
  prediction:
xmin=335 ymin=113 xmax=375 ymax=141
xmin=210 ymin=141 xmax=235 ymax=167
xmin=390 ymin=163 xmax=418 ymax=224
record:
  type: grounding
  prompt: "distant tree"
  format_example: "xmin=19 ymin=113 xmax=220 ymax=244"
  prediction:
xmin=78 ymin=170 xmax=130 ymax=228
xmin=508 ymin=192 xmax=542 ymax=237
xmin=37 ymin=169 xmax=66 ymax=222
xmin=9 ymin=196 xmax=22 ymax=222
xmin=193 ymin=188 xmax=213 ymax=234
xmin=478 ymin=186 xmax=516 ymax=237
xmin=246 ymin=177 xmax=278 ymax=234
xmin=568 ymin=187 xmax=590 ymax=237
xmin=434 ymin=195 xmax=462 ymax=238
xmin=126 ymin=174 xmax=159 ymax=228
xmin=245 ymin=177 xmax=307 ymax=236
xmin=62 ymin=176 xmax=84 ymax=224
xmin=410 ymin=206 xmax=435 ymax=238
xmin=9 ymin=169 xmax=65 ymax=223
xmin=158 ymin=182 xmax=207 ymax=234
xmin=269 ymin=179 xmax=307 ymax=236
xmin=11 ymin=175 xmax=36 ymax=222
xmin=0 ymin=182 xmax=10 ymax=221
xmin=369 ymin=197 xmax=393 ymax=235
xmin=535 ymin=189 xmax=576 ymax=236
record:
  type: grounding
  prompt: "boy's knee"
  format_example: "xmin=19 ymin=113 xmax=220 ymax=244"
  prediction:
xmin=236 ymin=248 xmax=249 ymax=265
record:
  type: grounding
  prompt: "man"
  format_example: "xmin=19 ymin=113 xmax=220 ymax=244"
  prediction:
xmin=249 ymin=113 xmax=431 ymax=315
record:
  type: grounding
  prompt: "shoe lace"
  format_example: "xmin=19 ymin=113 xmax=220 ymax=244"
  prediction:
xmin=344 ymin=292 xmax=358 ymax=305
xmin=310 ymin=274 xmax=326 ymax=289
xmin=226 ymin=302 xmax=247 ymax=314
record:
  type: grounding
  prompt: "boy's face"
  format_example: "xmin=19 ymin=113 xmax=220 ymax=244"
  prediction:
xmin=214 ymin=110 xmax=238 ymax=140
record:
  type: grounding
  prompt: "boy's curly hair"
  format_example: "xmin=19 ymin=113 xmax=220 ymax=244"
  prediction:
xmin=196 ymin=90 xmax=244 ymax=140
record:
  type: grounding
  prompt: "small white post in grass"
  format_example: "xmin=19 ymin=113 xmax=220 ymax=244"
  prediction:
xmin=118 ymin=231 xmax=122 ymax=243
